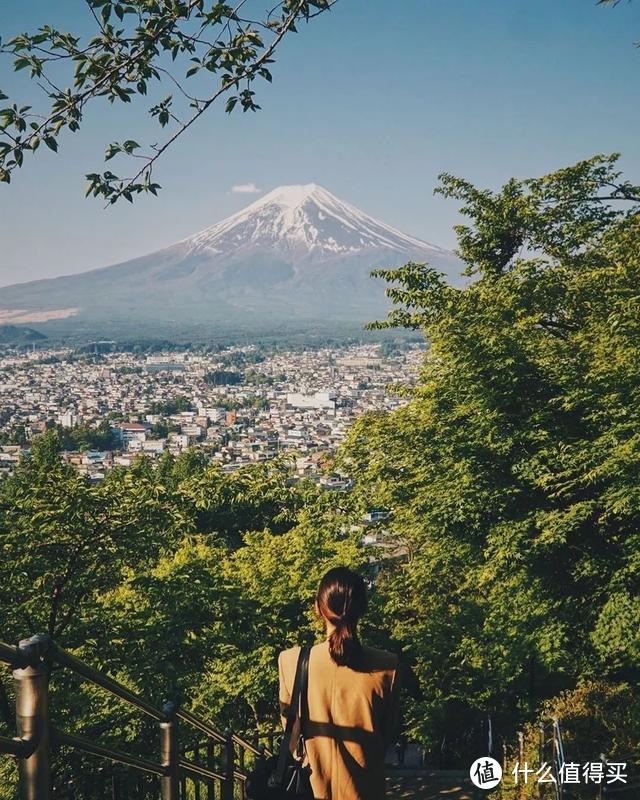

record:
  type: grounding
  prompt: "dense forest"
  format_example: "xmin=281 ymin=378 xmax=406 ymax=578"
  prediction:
xmin=1 ymin=155 xmax=640 ymax=796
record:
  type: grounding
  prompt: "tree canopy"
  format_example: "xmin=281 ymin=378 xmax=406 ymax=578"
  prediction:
xmin=0 ymin=0 xmax=333 ymax=202
xmin=339 ymin=153 xmax=640 ymax=748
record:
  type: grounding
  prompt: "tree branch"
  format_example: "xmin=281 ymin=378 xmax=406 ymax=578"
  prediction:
xmin=106 ymin=0 xmax=308 ymax=205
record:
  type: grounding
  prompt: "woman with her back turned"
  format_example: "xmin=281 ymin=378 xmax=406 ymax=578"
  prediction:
xmin=278 ymin=567 xmax=400 ymax=800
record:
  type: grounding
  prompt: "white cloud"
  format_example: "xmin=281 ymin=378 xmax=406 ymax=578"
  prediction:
xmin=230 ymin=182 xmax=262 ymax=195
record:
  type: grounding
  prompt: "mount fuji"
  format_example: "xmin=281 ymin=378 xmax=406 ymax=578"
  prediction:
xmin=0 ymin=184 xmax=461 ymax=336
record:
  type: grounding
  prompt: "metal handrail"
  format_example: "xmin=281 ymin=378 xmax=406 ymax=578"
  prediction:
xmin=0 ymin=633 xmax=272 ymax=799
xmin=179 ymin=757 xmax=225 ymax=781
xmin=598 ymin=751 xmax=640 ymax=798
xmin=51 ymin=641 xmax=166 ymax=722
xmin=552 ymin=717 xmax=566 ymax=766
xmin=0 ymin=735 xmax=34 ymax=758
xmin=55 ymin=730 xmax=165 ymax=776
xmin=176 ymin=708 xmax=226 ymax=743
xmin=233 ymin=731 xmax=265 ymax=757
xmin=522 ymin=719 xmax=639 ymax=800
xmin=0 ymin=640 xmax=17 ymax=665
xmin=551 ymin=717 xmax=565 ymax=800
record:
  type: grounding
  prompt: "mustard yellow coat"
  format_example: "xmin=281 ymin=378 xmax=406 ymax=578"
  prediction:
xmin=278 ymin=641 xmax=399 ymax=800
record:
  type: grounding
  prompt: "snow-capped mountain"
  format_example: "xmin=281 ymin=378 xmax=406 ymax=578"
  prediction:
xmin=0 ymin=184 xmax=461 ymax=335
xmin=184 ymin=183 xmax=449 ymax=260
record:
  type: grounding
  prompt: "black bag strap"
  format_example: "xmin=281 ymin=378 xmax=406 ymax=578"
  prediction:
xmin=274 ymin=646 xmax=310 ymax=785
xmin=299 ymin=646 xmax=310 ymax=722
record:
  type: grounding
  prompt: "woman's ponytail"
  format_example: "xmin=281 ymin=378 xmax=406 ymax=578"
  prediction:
xmin=328 ymin=619 xmax=359 ymax=666
xmin=316 ymin=567 xmax=367 ymax=667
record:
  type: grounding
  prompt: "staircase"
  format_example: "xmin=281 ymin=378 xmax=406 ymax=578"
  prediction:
xmin=1 ymin=634 xmax=484 ymax=800
xmin=0 ymin=635 xmax=266 ymax=799
xmin=386 ymin=770 xmax=474 ymax=799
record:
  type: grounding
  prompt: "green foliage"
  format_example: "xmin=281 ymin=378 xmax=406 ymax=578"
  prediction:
xmin=0 ymin=437 xmax=364 ymax=796
xmin=148 ymin=395 xmax=194 ymax=415
xmin=52 ymin=420 xmax=119 ymax=451
xmin=0 ymin=429 xmax=189 ymax=642
xmin=204 ymin=369 xmax=243 ymax=386
xmin=341 ymin=154 xmax=640 ymax=750
xmin=500 ymin=682 xmax=640 ymax=799
xmin=0 ymin=425 xmax=27 ymax=446
xmin=220 ymin=350 xmax=265 ymax=369
xmin=0 ymin=0 xmax=333 ymax=202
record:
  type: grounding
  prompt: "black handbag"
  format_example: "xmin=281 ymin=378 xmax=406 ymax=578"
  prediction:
xmin=246 ymin=646 xmax=314 ymax=800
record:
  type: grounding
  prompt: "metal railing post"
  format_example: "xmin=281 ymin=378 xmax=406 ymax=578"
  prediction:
xmin=599 ymin=754 xmax=608 ymax=800
xmin=206 ymin=741 xmax=216 ymax=800
xmin=518 ymin=730 xmax=524 ymax=766
xmin=194 ymin=746 xmax=202 ymax=800
xmin=239 ymin=743 xmax=245 ymax=775
xmin=222 ymin=728 xmax=235 ymax=800
xmin=552 ymin=718 xmax=563 ymax=800
xmin=538 ymin=723 xmax=545 ymax=799
xmin=160 ymin=702 xmax=179 ymax=800
xmin=13 ymin=634 xmax=52 ymax=800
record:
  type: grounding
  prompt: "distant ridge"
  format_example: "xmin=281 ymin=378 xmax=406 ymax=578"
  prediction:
xmin=0 ymin=324 xmax=47 ymax=344
xmin=0 ymin=184 xmax=461 ymax=335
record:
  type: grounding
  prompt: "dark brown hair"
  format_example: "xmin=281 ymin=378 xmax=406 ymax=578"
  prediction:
xmin=316 ymin=567 xmax=367 ymax=667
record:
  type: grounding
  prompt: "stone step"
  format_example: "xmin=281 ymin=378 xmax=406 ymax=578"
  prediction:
xmin=386 ymin=771 xmax=475 ymax=800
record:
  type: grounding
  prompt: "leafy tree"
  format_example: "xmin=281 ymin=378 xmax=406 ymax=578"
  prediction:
xmin=0 ymin=429 xmax=195 ymax=795
xmin=148 ymin=395 xmax=194 ymax=415
xmin=0 ymin=425 xmax=27 ymax=446
xmin=0 ymin=0 xmax=333 ymax=202
xmin=0 ymin=435 xmax=366 ymax=796
xmin=205 ymin=369 xmax=243 ymax=385
xmin=221 ymin=350 xmax=265 ymax=368
xmin=52 ymin=420 xmax=119 ymax=451
xmin=150 ymin=420 xmax=169 ymax=437
xmin=0 ymin=429 xmax=190 ymax=645
xmin=339 ymin=154 xmax=640 ymax=751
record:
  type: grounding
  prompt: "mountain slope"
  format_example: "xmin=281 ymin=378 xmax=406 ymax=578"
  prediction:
xmin=0 ymin=324 xmax=47 ymax=344
xmin=0 ymin=184 xmax=461 ymax=334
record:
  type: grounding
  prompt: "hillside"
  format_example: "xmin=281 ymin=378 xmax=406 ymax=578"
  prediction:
xmin=0 ymin=324 xmax=47 ymax=344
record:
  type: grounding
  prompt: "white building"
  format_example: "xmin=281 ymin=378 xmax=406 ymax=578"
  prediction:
xmin=286 ymin=391 xmax=336 ymax=411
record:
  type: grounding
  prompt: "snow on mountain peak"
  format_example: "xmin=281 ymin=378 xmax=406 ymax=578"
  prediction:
xmin=258 ymin=183 xmax=322 ymax=208
xmin=184 ymin=184 xmax=446 ymax=259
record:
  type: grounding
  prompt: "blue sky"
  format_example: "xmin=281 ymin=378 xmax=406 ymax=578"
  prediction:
xmin=0 ymin=0 xmax=639 ymax=286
